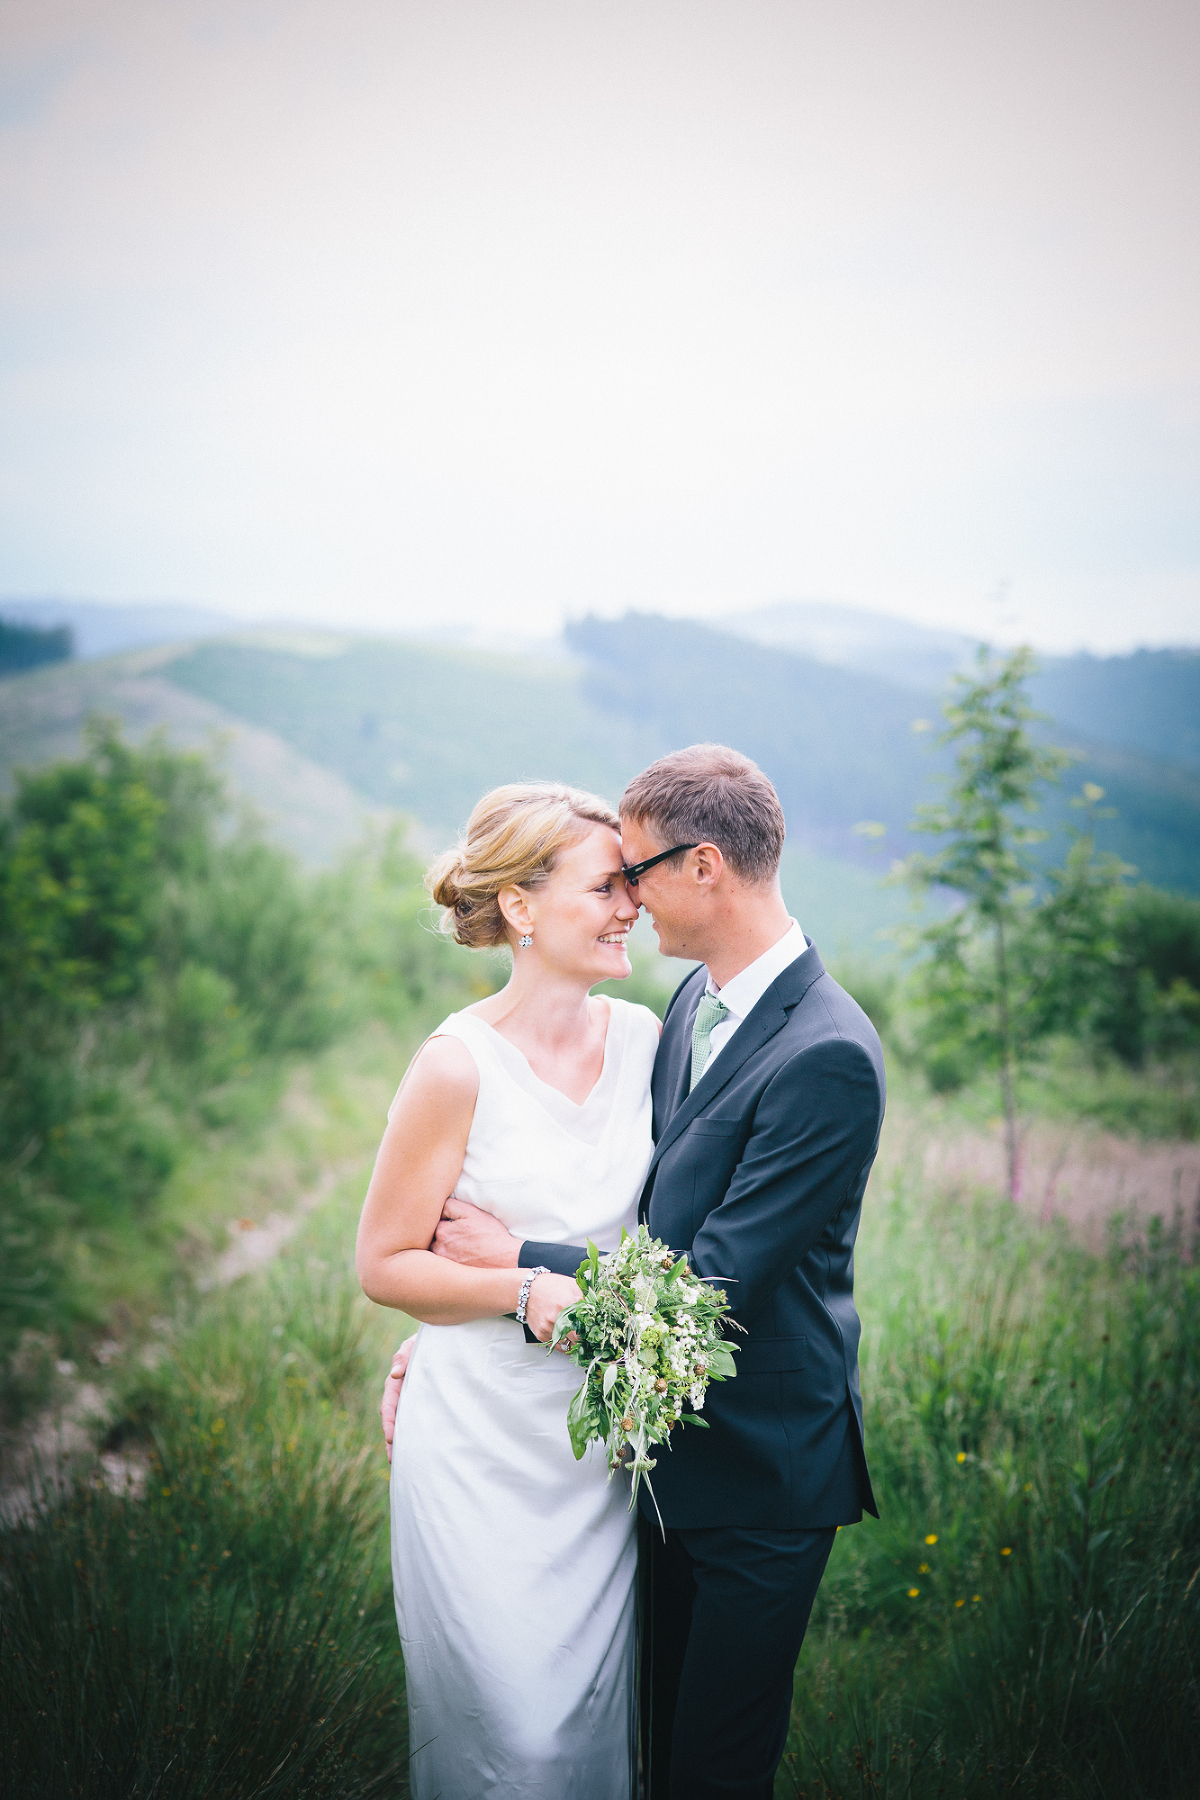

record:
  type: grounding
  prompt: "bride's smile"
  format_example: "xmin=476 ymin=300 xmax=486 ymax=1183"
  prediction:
xmin=500 ymin=825 xmax=639 ymax=986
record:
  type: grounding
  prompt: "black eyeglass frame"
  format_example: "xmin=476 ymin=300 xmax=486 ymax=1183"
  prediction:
xmin=620 ymin=843 xmax=699 ymax=886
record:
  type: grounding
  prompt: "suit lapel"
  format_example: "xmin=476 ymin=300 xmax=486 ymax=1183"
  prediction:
xmin=647 ymin=991 xmax=788 ymax=1177
xmin=646 ymin=941 xmax=829 ymax=1180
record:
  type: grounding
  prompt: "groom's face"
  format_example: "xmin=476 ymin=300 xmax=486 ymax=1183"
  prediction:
xmin=619 ymin=816 xmax=703 ymax=960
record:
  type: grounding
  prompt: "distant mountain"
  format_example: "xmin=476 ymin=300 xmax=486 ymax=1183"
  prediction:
xmin=0 ymin=598 xmax=238 ymax=658
xmin=0 ymin=617 xmax=72 ymax=677
xmin=164 ymin=633 xmax=664 ymax=838
xmin=161 ymin=633 xmax=929 ymax=947
xmin=719 ymin=599 xmax=1200 ymax=785
xmin=718 ymin=599 xmax=979 ymax=692
xmin=3 ymin=612 xmax=1198 ymax=922
xmin=567 ymin=612 xmax=1200 ymax=894
xmin=571 ymin=611 xmax=948 ymax=857
xmin=1030 ymin=649 xmax=1200 ymax=777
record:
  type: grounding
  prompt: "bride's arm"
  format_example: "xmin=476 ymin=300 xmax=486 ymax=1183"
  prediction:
xmin=356 ymin=1037 xmax=574 ymax=1328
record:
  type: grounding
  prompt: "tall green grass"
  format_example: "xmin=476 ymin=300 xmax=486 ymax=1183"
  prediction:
xmin=7 ymin=1146 xmax=1196 ymax=1798
xmin=1 ymin=1197 xmax=406 ymax=1799
xmin=785 ymin=1176 xmax=1200 ymax=1798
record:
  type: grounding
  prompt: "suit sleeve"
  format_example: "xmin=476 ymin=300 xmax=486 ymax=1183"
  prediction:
xmin=687 ymin=1037 xmax=883 ymax=1324
xmin=518 ymin=1240 xmax=587 ymax=1278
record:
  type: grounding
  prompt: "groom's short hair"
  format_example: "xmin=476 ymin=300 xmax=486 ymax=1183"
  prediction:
xmin=620 ymin=744 xmax=785 ymax=885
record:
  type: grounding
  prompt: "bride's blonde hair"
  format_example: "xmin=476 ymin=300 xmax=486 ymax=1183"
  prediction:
xmin=428 ymin=782 xmax=620 ymax=949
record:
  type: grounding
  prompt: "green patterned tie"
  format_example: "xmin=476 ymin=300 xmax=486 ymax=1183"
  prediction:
xmin=689 ymin=993 xmax=731 ymax=1092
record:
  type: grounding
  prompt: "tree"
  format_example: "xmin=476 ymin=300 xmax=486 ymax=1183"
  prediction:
xmin=899 ymin=646 xmax=1073 ymax=1201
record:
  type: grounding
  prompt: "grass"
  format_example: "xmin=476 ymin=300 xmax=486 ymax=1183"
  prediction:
xmin=877 ymin=1036 xmax=1200 ymax=1146
xmin=1 ymin=1180 xmax=408 ymax=1799
xmin=4 ymin=967 xmax=1198 ymax=1797
xmin=782 ymin=1163 xmax=1200 ymax=1798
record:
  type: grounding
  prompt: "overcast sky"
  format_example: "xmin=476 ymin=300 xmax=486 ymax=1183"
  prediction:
xmin=1 ymin=0 xmax=1197 ymax=652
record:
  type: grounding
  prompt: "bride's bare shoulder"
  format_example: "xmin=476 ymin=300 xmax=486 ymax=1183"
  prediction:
xmin=389 ymin=1031 xmax=479 ymax=1122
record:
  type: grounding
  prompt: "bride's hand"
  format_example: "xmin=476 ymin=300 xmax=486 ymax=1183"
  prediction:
xmin=381 ymin=1334 xmax=417 ymax=1461
xmin=524 ymin=1272 xmax=581 ymax=1347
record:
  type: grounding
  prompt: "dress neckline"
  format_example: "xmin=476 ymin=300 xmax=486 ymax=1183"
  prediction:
xmin=464 ymin=997 xmax=616 ymax=1111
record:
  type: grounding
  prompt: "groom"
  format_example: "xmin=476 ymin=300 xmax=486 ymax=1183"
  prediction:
xmin=385 ymin=743 xmax=883 ymax=1799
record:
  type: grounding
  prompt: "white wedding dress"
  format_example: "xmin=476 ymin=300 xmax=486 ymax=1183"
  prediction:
xmin=390 ymin=996 xmax=660 ymax=1799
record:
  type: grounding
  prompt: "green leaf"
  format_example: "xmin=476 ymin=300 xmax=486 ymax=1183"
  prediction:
xmin=566 ymin=1382 xmax=592 ymax=1460
xmin=549 ymin=1302 xmax=578 ymax=1350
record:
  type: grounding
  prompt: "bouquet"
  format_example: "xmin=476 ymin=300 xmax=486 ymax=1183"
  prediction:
xmin=550 ymin=1224 xmax=739 ymax=1521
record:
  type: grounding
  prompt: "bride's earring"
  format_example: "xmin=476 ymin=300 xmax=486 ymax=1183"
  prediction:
xmin=518 ymin=934 xmax=533 ymax=948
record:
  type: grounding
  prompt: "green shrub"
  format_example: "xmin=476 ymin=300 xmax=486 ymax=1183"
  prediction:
xmin=827 ymin=958 xmax=897 ymax=1040
xmin=0 ymin=728 xmax=475 ymax=1421
xmin=1093 ymin=886 xmax=1200 ymax=1067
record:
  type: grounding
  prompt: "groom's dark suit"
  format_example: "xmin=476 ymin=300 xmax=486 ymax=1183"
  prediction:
xmin=521 ymin=942 xmax=884 ymax=1799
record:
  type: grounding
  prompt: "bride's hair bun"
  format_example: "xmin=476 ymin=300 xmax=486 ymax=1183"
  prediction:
xmin=426 ymin=783 xmax=619 ymax=950
xmin=427 ymin=850 xmax=471 ymax=918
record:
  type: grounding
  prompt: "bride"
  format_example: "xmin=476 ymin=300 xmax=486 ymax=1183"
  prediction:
xmin=355 ymin=782 xmax=660 ymax=1800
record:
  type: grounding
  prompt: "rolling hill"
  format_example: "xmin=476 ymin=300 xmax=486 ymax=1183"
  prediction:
xmin=3 ymin=609 xmax=1198 ymax=957
xmin=0 ymin=644 xmax=377 ymax=866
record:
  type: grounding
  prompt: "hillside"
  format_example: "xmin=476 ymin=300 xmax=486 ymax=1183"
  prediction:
xmin=720 ymin=598 xmax=1200 ymax=776
xmin=569 ymin=613 xmax=1200 ymax=893
xmin=4 ymin=612 xmax=1198 ymax=938
xmin=1032 ymin=648 xmax=1200 ymax=776
xmin=719 ymin=597 xmax=977 ymax=692
xmin=0 ymin=646 xmax=376 ymax=865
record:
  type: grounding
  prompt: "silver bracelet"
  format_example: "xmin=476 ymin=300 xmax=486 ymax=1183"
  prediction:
xmin=516 ymin=1266 xmax=550 ymax=1325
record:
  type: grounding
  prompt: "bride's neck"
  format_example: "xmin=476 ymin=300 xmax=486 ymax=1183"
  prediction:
xmin=480 ymin=962 xmax=599 ymax=1050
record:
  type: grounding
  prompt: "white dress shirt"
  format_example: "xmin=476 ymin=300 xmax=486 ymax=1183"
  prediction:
xmin=702 ymin=919 xmax=808 ymax=1072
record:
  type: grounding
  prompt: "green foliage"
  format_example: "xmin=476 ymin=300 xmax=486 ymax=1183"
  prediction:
xmin=0 ymin=725 xmax=476 ymax=1424
xmin=0 ymin=718 xmax=177 ymax=1013
xmin=826 ymin=958 xmax=898 ymax=1041
xmin=781 ymin=1173 xmax=1200 ymax=1799
xmin=899 ymin=651 xmax=1134 ymax=1194
xmin=0 ymin=1243 xmax=407 ymax=1799
xmin=1089 ymin=885 xmax=1200 ymax=1067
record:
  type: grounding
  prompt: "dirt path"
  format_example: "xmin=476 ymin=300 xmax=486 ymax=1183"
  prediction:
xmin=0 ymin=1153 xmax=369 ymax=1526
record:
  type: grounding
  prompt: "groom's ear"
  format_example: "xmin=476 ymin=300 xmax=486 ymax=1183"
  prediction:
xmin=691 ymin=843 xmax=724 ymax=889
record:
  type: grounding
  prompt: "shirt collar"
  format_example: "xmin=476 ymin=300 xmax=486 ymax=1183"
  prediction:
xmin=704 ymin=919 xmax=807 ymax=1022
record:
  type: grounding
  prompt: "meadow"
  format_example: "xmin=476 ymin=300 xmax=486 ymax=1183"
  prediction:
xmin=4 ymin=1036 xmax=1199 ymax=1797
xmin=3 ymin=726 xmax=1199 ymax=1798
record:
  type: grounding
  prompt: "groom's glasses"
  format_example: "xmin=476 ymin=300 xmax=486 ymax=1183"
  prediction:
xmin=621 ymin=844 xmax=698 ymax=886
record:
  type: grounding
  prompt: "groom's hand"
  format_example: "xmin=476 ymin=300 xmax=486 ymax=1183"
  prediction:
xmin=381 ymin=1334 xmax=416 ymax=1462
xmin=432 ymin=1196 xmax=521 ymax=1267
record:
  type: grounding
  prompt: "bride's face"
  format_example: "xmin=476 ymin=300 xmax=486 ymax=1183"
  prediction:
xmin=513 ymin=824 xmax=638 ymax=983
